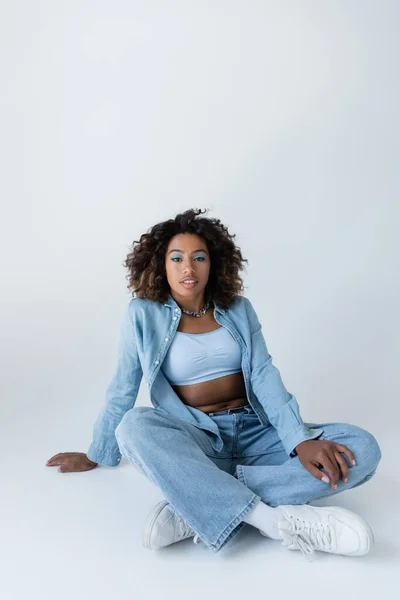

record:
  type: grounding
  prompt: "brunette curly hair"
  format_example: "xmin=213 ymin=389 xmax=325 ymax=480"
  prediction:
xmin=123 ymin=208 xmax=249 ymax=309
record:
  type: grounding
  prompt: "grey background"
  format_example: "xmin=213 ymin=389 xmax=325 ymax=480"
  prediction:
xmin=1 ymin=1 xmax=399 ymax=598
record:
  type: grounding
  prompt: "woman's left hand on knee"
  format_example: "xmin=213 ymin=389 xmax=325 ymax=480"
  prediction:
xmin=294 ymin=440 xmax=357 ymax=490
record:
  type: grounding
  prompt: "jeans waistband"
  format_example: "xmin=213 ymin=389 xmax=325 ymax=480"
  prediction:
xmin=207 ymin=404 xmax=254 ymax=417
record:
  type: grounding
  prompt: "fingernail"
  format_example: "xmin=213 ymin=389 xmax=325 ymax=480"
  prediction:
xmin=343 ymin=478 xmax=347 ymax=483
xmin=352 ymin=460 xmax=356 ymax=466
xmin=322 ymin=476 xmax=330 ymax=483
xmin=333 ymin=484 xmax=337 ymax=490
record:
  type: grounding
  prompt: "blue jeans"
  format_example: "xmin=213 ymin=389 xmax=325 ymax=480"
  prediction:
xmin=115 ymin=404 xmax=382 ymax=553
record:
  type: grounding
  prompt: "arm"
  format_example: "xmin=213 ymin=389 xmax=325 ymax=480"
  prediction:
xmin=244 ymin=297 xmax=323 ymax=457
xmin=86 ymin=300 xmax=143 ymax=466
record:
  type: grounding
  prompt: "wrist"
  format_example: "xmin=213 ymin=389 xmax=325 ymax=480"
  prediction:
xmin=295 ymin=440 xmax=310 ymax=453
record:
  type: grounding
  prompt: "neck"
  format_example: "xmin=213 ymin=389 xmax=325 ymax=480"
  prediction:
xmin=170 ymin=291 xmax=208 ymax=314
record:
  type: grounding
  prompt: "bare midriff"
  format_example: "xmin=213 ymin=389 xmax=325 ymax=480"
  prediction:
xmin=172 ymin=372 xmax=248 ymax=413
xmin=173 ymin=310 xmax=249 ymax=414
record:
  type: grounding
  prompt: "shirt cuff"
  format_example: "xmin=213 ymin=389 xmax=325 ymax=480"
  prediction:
xmin=86 ymin=443 xmax=122 ymax=467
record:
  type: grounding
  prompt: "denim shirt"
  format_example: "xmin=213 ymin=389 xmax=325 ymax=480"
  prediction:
xmin=87 ymin=293 xmax=324 ymax=466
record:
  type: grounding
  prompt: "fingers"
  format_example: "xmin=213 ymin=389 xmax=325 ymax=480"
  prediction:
xmin=301 ymin=442 xmax=357 ymax=489
xmin=46 ymin=453 xmax=67 ymax=465
xmin=307 ymin=463 xmax=330 ymax=483
xmin=46 ymin=454 xmax=60 ymax=464
xmin=46 ymin=453 xmax=67 ymax=471
xmin=47 ymin=453 xmax=74 ymax=462
xmin=334 ymin=451 xmax=349 ymax=483
xmin=319 ymin=453 xmax=340 ymax=489
xmin=46 ymin=453 xmax=88 ymax=473
xmin=48 ymin=460 xmax=70 ymax=473
xmin=334 ymin=443 xmax=356 ymax=467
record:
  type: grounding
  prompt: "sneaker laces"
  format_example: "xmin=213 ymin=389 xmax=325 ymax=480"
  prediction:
xmin=280 ymin=515 xmax=333 ymax=562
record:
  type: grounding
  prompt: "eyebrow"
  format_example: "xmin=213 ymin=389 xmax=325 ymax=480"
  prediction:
xmin=167 ymin=248 xmax=208 ymax=254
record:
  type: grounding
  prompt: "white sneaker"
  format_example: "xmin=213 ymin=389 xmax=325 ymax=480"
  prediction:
xmin=142 ymin=500 xmax=200 ymax=549
xmin=274 ymin=504 xmax=374 ymax=561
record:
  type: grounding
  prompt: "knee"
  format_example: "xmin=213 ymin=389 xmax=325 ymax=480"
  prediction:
xmin=346 ymin=424 xmax=382 ymax=476
xmin=115 ymin=406 xmax=154 ymax=447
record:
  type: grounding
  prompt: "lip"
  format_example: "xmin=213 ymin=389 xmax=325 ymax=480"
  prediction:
xmin=180 ymin=280 xmax=198 ymax=287
xmin=180 ymin=278 xmax=198 ymax=283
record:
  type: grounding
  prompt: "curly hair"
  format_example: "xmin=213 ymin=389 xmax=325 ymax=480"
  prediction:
xmin=123 ymin=208 xmax=249 ymax=309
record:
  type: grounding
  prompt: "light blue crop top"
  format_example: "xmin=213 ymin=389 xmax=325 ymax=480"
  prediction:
xmin=161 ymin=326 xmax=242 ymax=385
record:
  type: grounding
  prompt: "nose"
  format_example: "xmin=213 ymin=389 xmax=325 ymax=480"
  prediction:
xmin=183 ymin=268 xmax=195 ymax=276
xmin=183 ymin=262 xmax=195 ymax=273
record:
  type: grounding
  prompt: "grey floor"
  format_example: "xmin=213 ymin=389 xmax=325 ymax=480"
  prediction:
xmin=5 ymin=424 xmax=398 ymax=600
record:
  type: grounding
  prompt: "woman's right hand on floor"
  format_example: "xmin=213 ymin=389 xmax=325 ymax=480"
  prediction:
xmin=45 ymin=452 xmax=98 ymax=473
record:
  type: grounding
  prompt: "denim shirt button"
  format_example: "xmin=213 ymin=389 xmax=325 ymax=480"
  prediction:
xmin=155 ymin=360 xmax=159 ymax=364
xmin=173 ymin=317 xmax=177 ymax=321
xmin=164 ymin=337 xmax=169 ymax=342
xmin=175 ymin=308 xmax=179 ymax=312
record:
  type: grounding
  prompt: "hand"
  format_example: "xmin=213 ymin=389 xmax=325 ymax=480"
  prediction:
xmin=46 ymin=452 xmax=98 ymax=473
xmin=295 ymin=439 xmax=356 ymax=490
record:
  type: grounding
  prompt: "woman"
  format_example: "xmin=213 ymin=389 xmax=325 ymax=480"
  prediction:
xmin=46 ymin=208 xmax=381 ymax=560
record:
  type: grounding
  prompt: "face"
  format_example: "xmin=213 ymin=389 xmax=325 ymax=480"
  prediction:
xmin=165 ymin=233 xmax=211 ymax=303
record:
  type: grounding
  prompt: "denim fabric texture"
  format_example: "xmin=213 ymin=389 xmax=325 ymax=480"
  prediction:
xmin=87 ymin=293 xmax=326 ymax=466
xmin=114 ymin=404 xmax=381 ymax=552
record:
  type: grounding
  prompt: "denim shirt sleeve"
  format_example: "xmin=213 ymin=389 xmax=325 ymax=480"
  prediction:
xmin=86 ymin=301 xmax=143 ymax=466
xmin=244 ymin=297 xmax=324 ymax=457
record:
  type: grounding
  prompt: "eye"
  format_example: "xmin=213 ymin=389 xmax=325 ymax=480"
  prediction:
xmin=170 ymin=256 xmax=206 ymax=262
